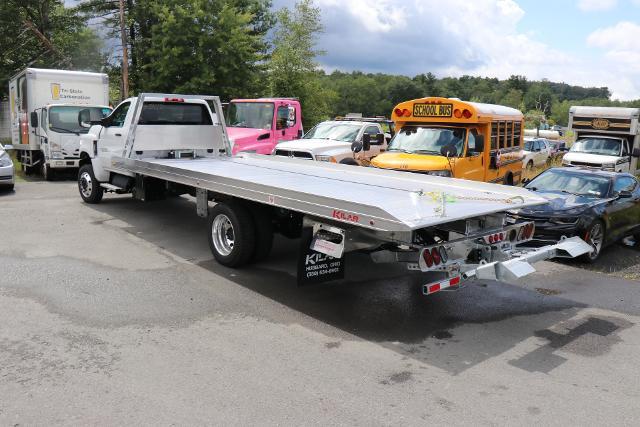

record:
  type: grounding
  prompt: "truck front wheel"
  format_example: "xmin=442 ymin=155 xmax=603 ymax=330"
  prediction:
xmin=78 ymin=164 xmax=104 ymax=204
xmin=208 ymin=201 xmax=256 ymax=267
xmin=41 ymin=161 xmax=53 ymax=181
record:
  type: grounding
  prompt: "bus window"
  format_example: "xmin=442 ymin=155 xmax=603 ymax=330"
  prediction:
xmin=491 ymin=122 xmax=499 ymax=150
xmin=467 ymin=129 xmax=478 ymax=156
xmin=505 ymin=122 xmax=513 ymax=148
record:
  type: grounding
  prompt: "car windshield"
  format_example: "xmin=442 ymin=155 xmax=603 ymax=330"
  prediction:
xmin=227 ymin=102 xmax=274 ymax=130
xmin=570 ymin=138 xmax=622 ymax=156
xmin=526 ymin=169 xmax=610 ymax=198
xmin=524 ymin=140 xmax=534 ymax=151
xmin=303 ymin=123 xmax=361 ymax=142
xmin=49 ymin=106 xmax=111 ymax=134
xmin=387 ymin=126 xmax=466 ymax=156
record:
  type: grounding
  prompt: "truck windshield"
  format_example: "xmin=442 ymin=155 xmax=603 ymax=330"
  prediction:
xmin=303 ymin=123 xmax=361 ymax=142
xmin=570 ymin=138 xmax=622 ymax=156
xmin=388 ymin=126 xmax=466 ymax=156
xmin=227 ymin=102 xmax=274 ymax=130
xmin=49 ymin=106 xmax=111 ymax=134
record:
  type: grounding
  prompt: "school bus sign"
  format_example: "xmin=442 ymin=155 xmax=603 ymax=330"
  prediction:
xmin=413 ymin=103 xmax=453 ymax=118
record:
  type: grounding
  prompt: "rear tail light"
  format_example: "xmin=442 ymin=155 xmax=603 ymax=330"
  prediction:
xmin=431 ymin=247 xmax=441 ymax=265
xmin=394 ymin=108 xmax=403 ymax=117
xmin=462 ymin=109 xmax=472 ymax=119
xmin=453 ymin=109 xmax=462 ymax=119
xmin=402 ymin=108 xmax=411 ymax=117
xmin=422 ymin=249 xmax=433 ymax=268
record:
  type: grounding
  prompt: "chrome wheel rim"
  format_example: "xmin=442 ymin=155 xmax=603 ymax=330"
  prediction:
xmin=587 ymin=223 xmax=603 ymax=259
xmin=79 ymin=171 xmax=93 ymax=198
xmin=212 ymin=214 xmax=235 ymax=256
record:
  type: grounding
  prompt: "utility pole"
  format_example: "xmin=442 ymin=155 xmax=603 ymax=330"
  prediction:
xmin=118 ymin=0 xmax=129 ymax=98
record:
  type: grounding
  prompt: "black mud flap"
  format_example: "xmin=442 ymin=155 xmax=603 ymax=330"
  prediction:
xmin=297 ymin=228 xmax=345 ymax=286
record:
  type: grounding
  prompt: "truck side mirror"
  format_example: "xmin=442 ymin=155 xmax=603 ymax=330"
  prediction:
xmin=297 ymin=129 xmax=303 ymax=139
xmin=30 ymin=112 xmax=38 ymax=128
xmin=632 ymin=147 xmax=640 ymax=158
xmin=362 ymin=133 xmax=371 ymax=151
xmin=474 ymin=135 xmax=484 ymax=153
xmin=375 ymin=133 xmax=385 ymax=145
xmin=351 ymin=141 xmax=363 ymax=153
xmin=79 ymin=108 xmax=107 ymax=128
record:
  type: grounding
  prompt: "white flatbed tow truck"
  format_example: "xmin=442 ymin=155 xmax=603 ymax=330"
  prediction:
xmin=77 ymin=94 xmax=591 ymax=295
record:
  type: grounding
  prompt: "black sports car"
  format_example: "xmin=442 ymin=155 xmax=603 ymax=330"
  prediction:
xmin=508 ymin=167 xmax=640 ymax=262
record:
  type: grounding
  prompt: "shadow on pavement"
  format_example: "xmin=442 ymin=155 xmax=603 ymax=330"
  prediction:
xmin=86 ymin=194 xmax=603 ymax=375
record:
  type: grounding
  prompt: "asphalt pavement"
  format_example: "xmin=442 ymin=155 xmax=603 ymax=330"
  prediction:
xmin=1 ymin=181 xmax=639 ymax=425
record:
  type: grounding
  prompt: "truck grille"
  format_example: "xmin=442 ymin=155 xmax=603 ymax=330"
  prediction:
xmin=274 ymin=149 xmax=313 ymax=160
xmin=569 ymin=161 xmax=600 ymax=167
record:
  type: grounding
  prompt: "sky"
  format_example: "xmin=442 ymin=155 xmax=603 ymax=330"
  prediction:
xmin=273 ymin=0 xmax=640 ymax=100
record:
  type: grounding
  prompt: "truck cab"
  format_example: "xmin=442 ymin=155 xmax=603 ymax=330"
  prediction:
xmin=272 ymin=117 xmax=393 ymax=165
xmin=226 ymin=98 xmax=302 ymax=155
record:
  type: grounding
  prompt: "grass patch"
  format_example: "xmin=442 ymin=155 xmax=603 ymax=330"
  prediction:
xmin=522 ymin=155 xmax=563 ymax=182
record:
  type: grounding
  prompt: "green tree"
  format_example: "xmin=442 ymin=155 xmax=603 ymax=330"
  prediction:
xmin=501 ymin=89 xmax=523 ymax=109
xmin=0 ymin=1 xmax=105 ymax=97
xmin=267 ymin=0 xmax=336 ymax=127
xmin=140 ymin=0 xmax=271 ymax=98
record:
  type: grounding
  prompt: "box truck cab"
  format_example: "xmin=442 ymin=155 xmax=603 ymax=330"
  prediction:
xmin=564 ymin=106 xmax=640 ymax=173
xmin=226 ymin=98 xmax=302 ymax=155
xmin=371 ymin=97 xmax=524 ymax=185
xmin=8 ymin=68 xmax=111 ymax=180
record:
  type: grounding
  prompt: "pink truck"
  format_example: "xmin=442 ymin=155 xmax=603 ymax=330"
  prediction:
xmin=226 ymin=98 xmax=303 ymax=154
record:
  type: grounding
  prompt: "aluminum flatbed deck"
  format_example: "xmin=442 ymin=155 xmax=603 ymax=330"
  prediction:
xmin=113 ymin=152 xmax=547 ymax=233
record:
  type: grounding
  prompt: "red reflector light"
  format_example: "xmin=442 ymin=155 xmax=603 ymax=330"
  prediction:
xmin=164 ymin=97 xmax=185 ymax=102
xmin=422 ymin=250 xmax=433 ymax=268
xmin=488 ymin=235 xmax=495 ymax=244
xmin=394 ymin=108 xmax=403 ymax=117
xmin=428 ymin=284 xmax=441 ymax=294
xmin=462 ymin=109 xmax=472 ymax=119
xmin=450 ymin=276 xmax=461 ymax=286
xmin=453 ymin=109 xmax=463 ymax=119
xmin=402 ymin=108 xmax=411 ymax=117
xmin=431 ymin=247 xmax=441 ymax=265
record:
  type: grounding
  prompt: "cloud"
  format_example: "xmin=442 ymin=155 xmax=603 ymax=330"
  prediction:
xmin=577 ymin=0 xmax=618 ymax=11
xmin=273 ymin=0 xmax=640 ymax=99
xmin=587 ymin=22 xmax=640 ymax=78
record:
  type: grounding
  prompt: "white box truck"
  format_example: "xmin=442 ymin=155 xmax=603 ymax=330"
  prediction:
xmin=8 ymin=68 xmax=111 ymax=179
xmin=564 ymin=106 xmax=640 ymax=173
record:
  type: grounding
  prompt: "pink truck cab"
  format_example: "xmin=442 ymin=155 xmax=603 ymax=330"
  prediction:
xmin=226 ymin=98 xmax=303 ymax=154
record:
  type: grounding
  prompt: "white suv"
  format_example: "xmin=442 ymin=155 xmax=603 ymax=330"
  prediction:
xmin=522 ymin=137 xmax=552 ymax=170
xmin=273 ymin=119 xmax=392 ymax=165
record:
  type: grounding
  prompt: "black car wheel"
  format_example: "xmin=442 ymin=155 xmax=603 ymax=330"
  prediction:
xmin=581 ymin=220 xmax=605 ymax=263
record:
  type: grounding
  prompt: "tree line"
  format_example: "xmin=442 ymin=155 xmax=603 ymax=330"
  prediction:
xmin=1 ymin=0 xmax=639 ymax=128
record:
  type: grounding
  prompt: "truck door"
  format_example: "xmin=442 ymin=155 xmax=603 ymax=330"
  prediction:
xmin=455 ymin=128 xmax=484 ymax=181
xmin=276 ymin=104 xmax=300 ymax=143
xmin=619 ymin=140 xmax=630 ymax=172
xmin=99 ymin=101 xmax=131 ymax=166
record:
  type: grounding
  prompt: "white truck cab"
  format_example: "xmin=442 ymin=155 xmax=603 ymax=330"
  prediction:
xmin=8 ymin=68 xmax=111 ymax=180
xmin=273 ymin=118 xmax=393 ymax=165
xmin=566 ymin=106 xmax=640 ymax=173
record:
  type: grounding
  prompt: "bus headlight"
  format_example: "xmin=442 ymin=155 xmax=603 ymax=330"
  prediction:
xmin=426 ymin=170 xmax=452 ymax=177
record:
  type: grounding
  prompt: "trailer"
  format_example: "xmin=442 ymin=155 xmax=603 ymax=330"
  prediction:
xmin=8 ymin=68 xmax=111 ymax=180
xmin=76 ymin=93 xmax=591 ymax=296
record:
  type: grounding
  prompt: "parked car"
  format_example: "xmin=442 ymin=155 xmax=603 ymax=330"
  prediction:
xmin=0 ymin=143 xmax=15 ymax=191
xmin=522 ymin=137 xmax=553 ymax=170
xmin=548 ymin=140 xmax=567 ymax=157
xmin=550 ymin=125 xmax=564 ymax=136
xmin=508 ymin=167 xmax=640 ymax=262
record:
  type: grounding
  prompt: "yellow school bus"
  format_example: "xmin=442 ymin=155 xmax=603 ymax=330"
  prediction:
xmin=370 ymin=97 xmax=524 ymax=185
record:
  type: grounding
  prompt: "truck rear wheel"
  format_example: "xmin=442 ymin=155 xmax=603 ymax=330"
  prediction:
xmin=78 ymin=164 xmax=104 ymax=204
xmin=208 ymin=201 xmax=256 ymax=267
